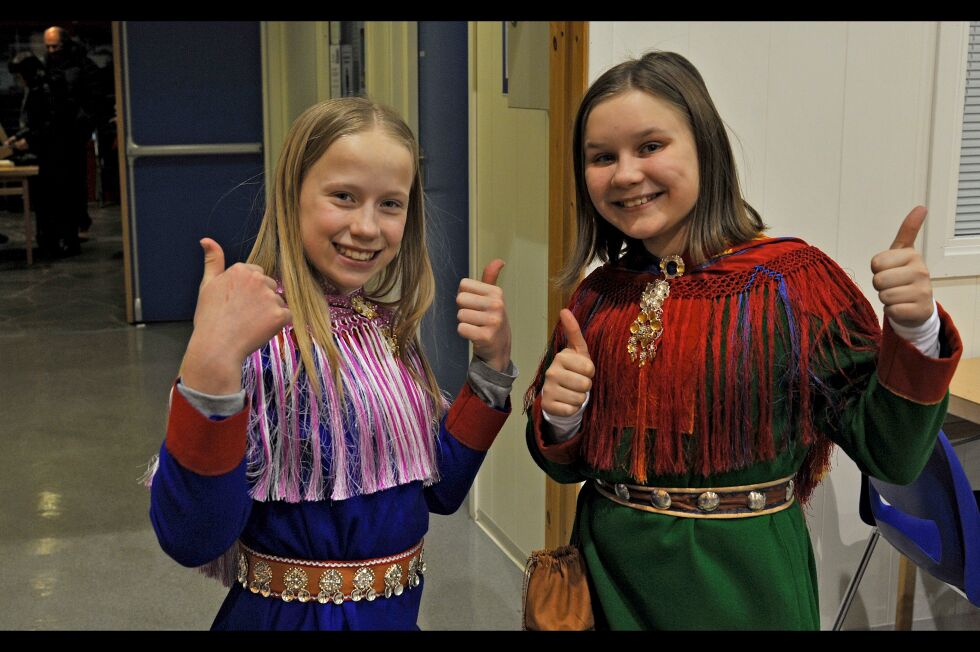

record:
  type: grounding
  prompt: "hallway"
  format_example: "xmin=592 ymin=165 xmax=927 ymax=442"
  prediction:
xmin=0 ymin=204 xmax=524 ymax=630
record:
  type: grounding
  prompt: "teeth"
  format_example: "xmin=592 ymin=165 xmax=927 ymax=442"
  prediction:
xmin=336 ymin=245 xmax=375 ymax=261
xmin=622 ymin=195 xmax=655 ymax=208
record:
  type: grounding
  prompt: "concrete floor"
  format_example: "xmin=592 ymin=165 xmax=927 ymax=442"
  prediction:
xmin=0 ymin=204 xmax=524 ymax=630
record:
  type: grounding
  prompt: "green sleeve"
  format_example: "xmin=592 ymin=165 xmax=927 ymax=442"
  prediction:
xmin=524 ymin=410 xmax=587 ymax=484
xmin=815 ymin=309 xmax=959 ymax=485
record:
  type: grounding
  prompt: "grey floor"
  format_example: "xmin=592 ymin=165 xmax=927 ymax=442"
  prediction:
xmin=0 ymin=204 xmax=523 ymax=630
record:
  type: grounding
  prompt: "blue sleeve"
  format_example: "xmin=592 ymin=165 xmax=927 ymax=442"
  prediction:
xmin=149 ymin=442 xmax=253 ymax=567
xmin=423 ymin=417 xmax=489 ymax=515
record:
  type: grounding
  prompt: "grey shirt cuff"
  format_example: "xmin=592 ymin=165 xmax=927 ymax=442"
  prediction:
xmin=467 ymin=356 xmax=518 ymax=410
xmin=176 ymin=381 xmax=246 ymax=418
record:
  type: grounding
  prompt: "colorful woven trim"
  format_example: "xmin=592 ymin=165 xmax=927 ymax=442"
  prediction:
xmin=525 ymin=238 xmax=881 ymax=504
xmin=243 ymin=289 xmax=445 ymax=503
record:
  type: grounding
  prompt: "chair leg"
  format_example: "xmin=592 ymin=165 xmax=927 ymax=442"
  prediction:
xmin=22 ymin=179 xmax=32 ymax=266
xmin=833 ymin=527 xmax=881 ymax=631
xmin=895 ymin=554 xmax=916 ymax=630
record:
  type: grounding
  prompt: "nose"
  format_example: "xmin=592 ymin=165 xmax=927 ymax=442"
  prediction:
xmin=611 ymin=155 xmax=643 ymax=188
xmin=348 ymin=206 xmax=381 ymax=240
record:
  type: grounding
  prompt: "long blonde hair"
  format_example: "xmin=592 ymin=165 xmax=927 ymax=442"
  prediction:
xmin=248 ymin=97 xmax=442 ymax=415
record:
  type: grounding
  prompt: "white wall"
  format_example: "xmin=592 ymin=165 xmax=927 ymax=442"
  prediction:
xmin=590 ymin=21 xmax=978 ymax=630
xmin=469 ymin=21 xmax=549 ymax=565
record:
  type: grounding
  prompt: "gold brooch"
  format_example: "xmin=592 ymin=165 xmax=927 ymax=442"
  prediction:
xmin=627 ymin=255 xmax=684 ymax=366
xmin=351 ymin=294 xmax=399 ymax=355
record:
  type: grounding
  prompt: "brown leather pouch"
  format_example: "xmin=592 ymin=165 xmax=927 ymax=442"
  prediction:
xmin=521 ymin=545 xmax=594 ymax=630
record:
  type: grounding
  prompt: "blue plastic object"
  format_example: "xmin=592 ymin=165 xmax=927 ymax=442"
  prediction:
xmin=866 ymin=431 xmax=980 ymax=605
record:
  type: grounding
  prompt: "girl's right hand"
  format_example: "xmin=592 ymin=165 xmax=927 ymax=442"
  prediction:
xmin=180 ymin=238 xmax=292 ymax=395
xmin=541 ymin=309 xmax=595 ymax=417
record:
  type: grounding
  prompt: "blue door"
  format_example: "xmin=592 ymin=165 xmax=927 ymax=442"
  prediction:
xmin=119 ymin=21 xmax=264 ymax=322
xmin=417 ymin=21 xmax=470 ymax=394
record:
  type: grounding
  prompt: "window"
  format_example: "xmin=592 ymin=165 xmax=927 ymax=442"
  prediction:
xmin=955 ymin=22 xmax=980 ymax=237
xmin=926 ymin=21 xmax=980 ymax=278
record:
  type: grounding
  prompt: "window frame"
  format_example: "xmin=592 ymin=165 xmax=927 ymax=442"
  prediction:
xmin=926 ymin=21 xmax=980 ymax=278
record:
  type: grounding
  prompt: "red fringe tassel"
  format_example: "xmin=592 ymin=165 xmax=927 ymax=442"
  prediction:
xmin=525 ymin=240 xmax=881 ymax=504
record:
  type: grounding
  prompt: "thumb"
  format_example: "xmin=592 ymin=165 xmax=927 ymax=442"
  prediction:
xmin=890 ymin=205 xmax=927 ymax=250
xmin=560 ymin=309 xmax=590 ymax=358
xmin=200 ymin=237 xmax=225 ymax=285
xmin=481 ymin=259 xmax=506 ymax=286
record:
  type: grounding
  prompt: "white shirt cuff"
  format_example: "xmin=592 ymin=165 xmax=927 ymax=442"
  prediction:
xmin=541 ymin=392 xmax=590 ymax=442
xmin=887 ymin=300 xmax=940 ymax=358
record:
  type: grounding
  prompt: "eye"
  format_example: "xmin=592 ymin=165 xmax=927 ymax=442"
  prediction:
xmin=589 ymin=152 xmax=614 ymax=165
xmin=332 ymin=191 xmax=354 ymax=203
xmin=380 ymin=199 xmax=404 ymax=211
xmin=640 ymin=142 xmax=663 ymax=154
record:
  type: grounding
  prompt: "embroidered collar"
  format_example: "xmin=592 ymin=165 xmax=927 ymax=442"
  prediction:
xmin=616 ymin=234 xmax=774 ymax=276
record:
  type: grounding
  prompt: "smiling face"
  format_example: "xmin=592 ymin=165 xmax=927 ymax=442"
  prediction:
xmin=298 ymin=128 xmax=415 ymax=294
xmin=583 ymin=89 xmax=700 ymax=257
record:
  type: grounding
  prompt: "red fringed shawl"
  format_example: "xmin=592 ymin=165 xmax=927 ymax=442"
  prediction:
xmin=524 ymin=238 xmax=881 ymax=504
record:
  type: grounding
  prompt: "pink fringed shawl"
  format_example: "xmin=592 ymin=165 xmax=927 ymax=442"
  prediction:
xmin=243 ymin=290 xmax=445 ymax=503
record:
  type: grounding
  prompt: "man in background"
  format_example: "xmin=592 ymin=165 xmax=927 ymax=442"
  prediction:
xmin=43 ymin=26 xmax=102 ymax=249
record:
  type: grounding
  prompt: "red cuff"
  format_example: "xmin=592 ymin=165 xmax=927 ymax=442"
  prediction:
xmin=877 ymin=302 xmax=963 ymax=405
xmin=164 ymin=383 xmax=250 ymax=476
xmin=531 ymin=396 xmax=583 ymax=464
xmin=444 ymin=382 xmax=510 ymax=452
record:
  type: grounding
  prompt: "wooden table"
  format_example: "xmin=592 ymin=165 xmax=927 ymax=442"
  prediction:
xmin=0 ymin=165 xmax=39 ymax=265
xmin=949 ymin=357 xmax=980 ymax=425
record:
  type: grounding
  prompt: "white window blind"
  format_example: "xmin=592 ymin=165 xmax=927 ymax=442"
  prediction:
xmin=957 ymin=22 xmax=980 ymax=236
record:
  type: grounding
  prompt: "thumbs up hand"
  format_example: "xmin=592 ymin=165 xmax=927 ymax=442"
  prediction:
xmin=180 ymin=238 xmax=292 ymax=395
xmin=870 ymin=206 xmax=934 ymax=329
xmin=457 ymin=259 xmax=512 ymax=373
xmin=541 ymin=309 xmax=596 ymax=417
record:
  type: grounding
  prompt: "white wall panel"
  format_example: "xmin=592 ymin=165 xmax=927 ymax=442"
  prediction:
xmin=470 ymin=21 xmax=549 ymax=564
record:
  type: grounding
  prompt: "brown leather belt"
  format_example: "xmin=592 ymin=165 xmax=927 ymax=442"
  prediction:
xmin=237 ymin=540 xmax=425 ymax=603
xmin=594 ymin=476 xmax=796 ymax=519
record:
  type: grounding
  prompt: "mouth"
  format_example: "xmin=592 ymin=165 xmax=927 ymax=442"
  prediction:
xmin=334 ymin=243 xmax=380 ymax=262
xmin=614 ymin=192 xmax=663 ymax=208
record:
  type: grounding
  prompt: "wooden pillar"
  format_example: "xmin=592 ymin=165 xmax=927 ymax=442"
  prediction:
xmin=544 ymin=21 xmax=589 ymax=549
xmin=112 ymin=21 xmax=134 ymax=323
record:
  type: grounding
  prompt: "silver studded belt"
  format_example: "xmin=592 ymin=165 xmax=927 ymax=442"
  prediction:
xmin=237 ymin=540 xmax=425 ymax=603
xmin=594 ymin=476 xmax=795 ymax=519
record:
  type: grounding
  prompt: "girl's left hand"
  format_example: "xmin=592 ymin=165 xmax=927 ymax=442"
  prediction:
xmin=457 ymin=259 xmax=512 ymax=372
xmin=871 ymin=206 xmax=934 ymax=329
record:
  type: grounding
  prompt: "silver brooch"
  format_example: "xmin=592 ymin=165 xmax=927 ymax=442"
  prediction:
xmin=697 ymin=491 xmax=720 ymax=513
xmin=236 ymin=552 xmax=248 ymax=588
xmin=408 ymin=556 xmax=421 ymax=589
xmin=614 ymin=483 xmax=631 ymax=501
xmin=650 ymin=489 xmax=671 ymax=510
xmin=351 ymin=567 xmax=377 ymax=602
xmin=384 ymin=564 xmax=404 ymax=599
xmin=317 ymin=569 xmax=344 ymax=605
xmin=249 ymin=561 xmax=272 ymax=597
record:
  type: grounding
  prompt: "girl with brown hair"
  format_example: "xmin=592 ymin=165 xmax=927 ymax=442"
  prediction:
xmin=525 ymin=51 xmax=962 ymax=629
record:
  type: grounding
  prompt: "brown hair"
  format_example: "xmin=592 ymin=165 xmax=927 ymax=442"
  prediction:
xmin=248 ymin=97 xmax=442 ymax=414
xmin=560 ymin=50 xmax=765 ymax=289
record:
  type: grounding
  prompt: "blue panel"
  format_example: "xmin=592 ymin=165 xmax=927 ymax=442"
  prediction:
xmin=123 ymin=20 xmax=263 ymax=322
xmin=126 ymin=22 xmax=262 ymax=146
xmin=418 ymin=22 xmax=469 ymax=395
xmin=134 ymin=155 xmax=265 ymax=322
